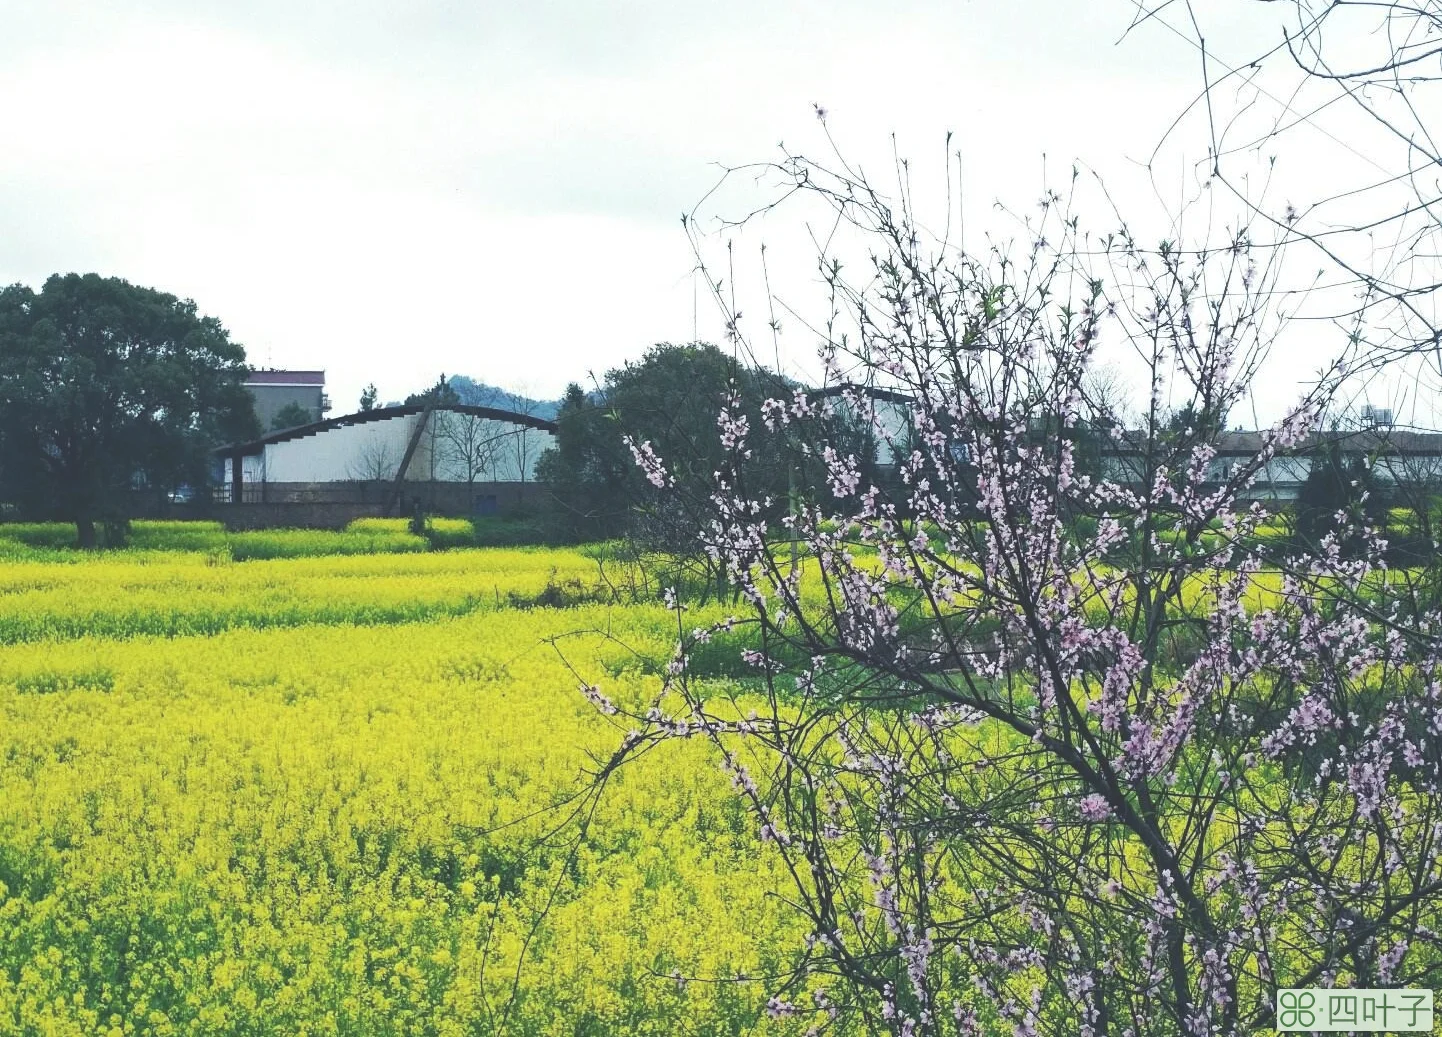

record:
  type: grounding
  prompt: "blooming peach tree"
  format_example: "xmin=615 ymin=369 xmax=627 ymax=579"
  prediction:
xmin=584 ymin=153 xmax=1442 ymax=1036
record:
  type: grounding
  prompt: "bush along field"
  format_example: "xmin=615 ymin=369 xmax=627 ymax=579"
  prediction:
xmin=0 ymin=537 xmax=824 ymax=1036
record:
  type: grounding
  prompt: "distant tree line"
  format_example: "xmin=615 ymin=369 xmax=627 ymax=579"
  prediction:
xmin=532 ymin=342 xmax=885 ymax=552
xmin=2 ymin=272 xmax=1435 ymax=556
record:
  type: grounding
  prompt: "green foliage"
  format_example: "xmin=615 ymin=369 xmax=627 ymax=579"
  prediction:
xmin=535 ymin=343 xmax=826 ymax=547
xmin=347 ymin=516 xmax=555 ymax=550
xmin=268 ymin=401 xmax=315 ymax=430
xmin=416 ymin=517 xmax=474 ymax=549
xmin=0 ymin=520 xmax=427 ymax=561
xmin=0 ymin=274 xmax=260 ymax=546
xmin=1293 ymin=438 xmax=1386 ymax=550
xmin=0 ymin=516 xmax=556 ymax=562
xmin=1380 ymin=500 xmax=1442 ymax=566
xmin=358 ymin=383 xmax=378 ymax=412
xmin=343 ymin=517 xmax=411 ymax=535
xmin=404 ymin=374 xmax=461 ymax=407
xmin=426 ymin=516 xmax=552 ymax=549
xmin=535 ymin=382 xmax=620 ymax=540
xmin=468 ymin=517 xmax=550 ymax=547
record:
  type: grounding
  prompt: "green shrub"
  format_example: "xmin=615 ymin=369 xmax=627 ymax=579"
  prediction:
xmin=0 ymin=522 xmax=98 ymax=549
xmin=421 ymin=518 xmax=476 ymax=550
xmin=128 ymin=520 xmax=229 ymax=552
xmin=464 ymin=517 xmax=550 ymax=548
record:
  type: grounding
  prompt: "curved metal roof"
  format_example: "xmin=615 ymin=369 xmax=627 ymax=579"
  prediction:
xmin=216 ymin=402 xmax=557 ymax=457
xmin=804 ymin=383 xmax=915 ymax=405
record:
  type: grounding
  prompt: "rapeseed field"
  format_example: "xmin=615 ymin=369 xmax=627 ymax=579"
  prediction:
xmin=0 ymin=531 xmax=808 ymax=1035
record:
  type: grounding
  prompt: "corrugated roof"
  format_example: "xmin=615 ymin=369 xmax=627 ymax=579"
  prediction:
xmin=215 ymin=403 xmax=557 ymax=457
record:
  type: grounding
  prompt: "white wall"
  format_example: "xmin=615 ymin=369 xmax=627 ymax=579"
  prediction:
xmin=221 ymin=454 xmax=267 ymax=484
xmin=1374 ymin=455 xmax=1442 ymax=488
xmin=226 ymin=410 xmax=555 ymax=485
xmin=814 ymin=395 xmax=913 ymax=467
xmin=1102 ymin=453 xmax=1313 ymax=497
xmin=264 ymin=413 xmax=420 ymax=482
xmin=418 ymin=412 xmax=553 ymax=482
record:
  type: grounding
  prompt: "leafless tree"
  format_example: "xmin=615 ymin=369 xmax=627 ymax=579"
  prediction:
xmin=432 ymin=410 xmax=507 ymax=487
xmin=1082 ymin=362 xmax=1142 ymax=432
xmin=1125 ymin=0 xmax=1442 ymax=395
xmin=499 ymin=386 xmax=544 ymax=487
xmin=1373 ymin=426 xmax=1442 ymax=564
xmin=567 ymin=135 xmax=1442 ymax=1035
xmin=347 ymin=437 xmax=400 ymax=483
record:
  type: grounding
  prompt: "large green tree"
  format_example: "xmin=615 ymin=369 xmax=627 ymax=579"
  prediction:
xmin=537 ymin=344 xmax=780 ymax=544
xmin=1294 ymin=436 xmax=1387 ymax=553
xmin=535 ymin=342 xmax=867 ymax=548
xmin=0 ymin=273 xmax=259 ymax=547
xmin=269 ymin=401 xmax=316 ymax=431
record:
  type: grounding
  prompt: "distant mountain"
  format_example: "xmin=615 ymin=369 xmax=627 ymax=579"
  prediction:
xmin=446 ymin=375 xmax=560 ymax=419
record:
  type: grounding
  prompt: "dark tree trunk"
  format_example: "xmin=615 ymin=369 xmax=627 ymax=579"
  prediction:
xmin=75 ymin=518 xmax=97 ymax=549
xmin=104 ymin=518 xmax=131 ymax=547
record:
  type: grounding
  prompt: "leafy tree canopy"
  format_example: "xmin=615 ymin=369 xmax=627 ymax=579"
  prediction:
xmin=270 ymin=401 xmax=316 ymax=431
xmin=0 ymin=273 xmax=259 ymax=546
xmin=404 ymin=374 xmax=461 ymax=407
xmin=1294 ymin=436 xmax=1386 ymax=551
xmin=535 ymin=342 xmax=863 ymax=546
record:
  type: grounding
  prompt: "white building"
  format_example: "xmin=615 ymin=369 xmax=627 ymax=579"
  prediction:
xmin=807 ymin=386 xmax=1442 ymax=502
xmin=217 ymin=403 xmax=556 ymax=503
xmin=243 ymin=369 xmax=330 ymax=429
xmin=1102 ymin=429 xmax=1442 ymax=501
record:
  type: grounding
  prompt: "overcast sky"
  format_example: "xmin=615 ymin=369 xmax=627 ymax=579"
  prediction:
xmin=1 ymin=1 xmax=1428 ymax=424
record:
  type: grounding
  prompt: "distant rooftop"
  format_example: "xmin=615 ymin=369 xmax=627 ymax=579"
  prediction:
xmin=244 ymin=370 xmax=325 ymax=386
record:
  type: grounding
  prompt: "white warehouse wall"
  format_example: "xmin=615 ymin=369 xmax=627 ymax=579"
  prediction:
xmin=413 ymin=415 xmax=553 ymax=483
xmin=223 ymin=409 xmax=555 ymax=486
xmin=264 ymin=413 xmax=421 ymax=483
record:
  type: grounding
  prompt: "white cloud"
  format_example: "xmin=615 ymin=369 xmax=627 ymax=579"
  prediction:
xmin=0 ymin=1 xmax=1428 ymax=425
